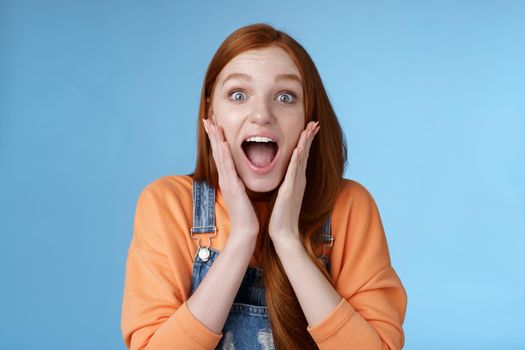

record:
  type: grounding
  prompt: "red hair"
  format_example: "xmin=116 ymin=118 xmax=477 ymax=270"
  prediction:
xmin=191 ymin=23 xmax=347 ymax=350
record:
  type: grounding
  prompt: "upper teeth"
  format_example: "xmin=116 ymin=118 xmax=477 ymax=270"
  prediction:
xmin=245 ymin=136 xmax=275 ymax=143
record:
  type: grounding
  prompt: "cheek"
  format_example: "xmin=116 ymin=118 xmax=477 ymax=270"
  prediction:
xmin=285 ymin=123 xmax=304 ymax=149
xmin=221 ymin=129 xmax=237 ymax=148
xmin=211 ymin=114 xmax=239 ymax=145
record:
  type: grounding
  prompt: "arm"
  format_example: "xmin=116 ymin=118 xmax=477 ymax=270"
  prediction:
xmin=189 ymin=118 xmax=264 ymax=332
xmin=267 ymin=121 xmax=406 ymax=349
xmin=273 ymin=182 xmax=407 ymax=350
xmin=121 ymin=184 xmax=256 ymax=350
xmin=187 ymin=235 xmax=256 ymax=333
xmin=272 ymin=239 xmax=343 ymax=328
xmin=123 ymin=118 xmax=262 ymax=350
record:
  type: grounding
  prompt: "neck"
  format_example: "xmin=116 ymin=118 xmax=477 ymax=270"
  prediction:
xmin=246 ymin=188 xmax=275 ymax=202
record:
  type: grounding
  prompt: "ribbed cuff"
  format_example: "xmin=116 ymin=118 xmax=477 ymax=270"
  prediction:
xmin=307 ymin=298 xmax=356 ymax=343
xmin=175 ymin=302 xmax=223 ymax=348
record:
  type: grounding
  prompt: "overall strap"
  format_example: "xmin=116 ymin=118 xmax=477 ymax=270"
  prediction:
xmin=315 ymin=215 xmax=334 ymax=245
xmin=315 ymin=215 xmax=334 ymax=263
xmin=190 ymin=179 xmax=217 ymax=234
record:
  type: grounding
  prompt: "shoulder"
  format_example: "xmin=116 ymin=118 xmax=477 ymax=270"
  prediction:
xmin=140 ymin=174 xmax=193 ymax=198
xmin=335 ymin=178 xmax=379 ymax=211
xmin=331 ymin=178 xmax=384 ymax=235
xmin=135 ymin=174 xmax=194 ymax=214
xmin=330 ymin=178 xmax=391 ymax=270
xmin=130 ymin=175 xmax=195 ymax=255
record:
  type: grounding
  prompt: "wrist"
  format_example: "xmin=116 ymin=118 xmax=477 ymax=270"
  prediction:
xmin=226 ymin=232 xmax=257 ymax=251
xmin=271 ymin=233 xmax=303 ymax=256
xmin=230 ymin=223 xmax=259 ymax=238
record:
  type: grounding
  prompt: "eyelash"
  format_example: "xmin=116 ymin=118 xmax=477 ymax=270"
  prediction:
xmin=227 ymin=89 xmax=297 ymax=103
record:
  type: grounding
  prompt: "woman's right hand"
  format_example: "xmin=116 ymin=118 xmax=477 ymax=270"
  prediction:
xmin=203 ymin=117 xmax=260 ymax=241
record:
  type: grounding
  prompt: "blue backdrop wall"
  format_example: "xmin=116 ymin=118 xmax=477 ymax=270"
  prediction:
xmin=1 ymin=1 xmax=523 ymax=349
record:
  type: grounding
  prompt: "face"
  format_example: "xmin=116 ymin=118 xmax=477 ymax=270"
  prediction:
xmin=209 ymin=46 xmax=305 ymax=194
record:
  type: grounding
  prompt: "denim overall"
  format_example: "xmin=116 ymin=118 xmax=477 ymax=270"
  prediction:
xmin=190 ymin=180 xmax=333 ymax=350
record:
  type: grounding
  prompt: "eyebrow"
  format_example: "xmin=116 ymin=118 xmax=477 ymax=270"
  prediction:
xmin=221 ymin=73 xmax=302 ymax=87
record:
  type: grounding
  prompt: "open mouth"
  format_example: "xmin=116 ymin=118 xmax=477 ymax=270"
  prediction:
xmin=241 ymin=137 xmax=279 ymax=169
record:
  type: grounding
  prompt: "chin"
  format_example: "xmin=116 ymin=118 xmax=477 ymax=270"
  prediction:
xmin=242 ymin=175 xmax=281 ymax=194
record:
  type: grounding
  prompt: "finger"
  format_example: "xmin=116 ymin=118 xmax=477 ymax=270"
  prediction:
xmin=304 ymin=123 xmax=320 ymax=157
xmin=204 ymin=118 xmax=226 ymax=177
xmin=297 ymin=121 xmax=317 ymax=156
xmin=280 ymin=122 xmax=316 ymax=195
xmin=210 ymin=123 xmax=230 ymax=179
xmin=296 ymin=124 xmax=311 ymax=156
xmin=203 ymin=119 xmax=217 ymax=153
xmin=216 ymin=124 xmax=239 ymax=178
xmin=282 ymin=146 xmax=301 ymax=190
xmin=291 ymin=122 xmax=315 ymax=174
xmin=209 ymin=120 xmax=225 ymax=158
xmin=208 ymin=122 xmax=243 ymax=190
xmin=280 ymin=121 xmax=319 ymax=195
xmin=204 ymin=119 xmax=219 ymax=158
xmin=297 ymin=122 xmax=320 ymax=175
xmin=302 ymin=123 xmax=320 ymax=169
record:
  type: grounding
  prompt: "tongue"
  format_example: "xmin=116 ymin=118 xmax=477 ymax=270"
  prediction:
xmin=244 ymin=143 xmax=275 ymax=168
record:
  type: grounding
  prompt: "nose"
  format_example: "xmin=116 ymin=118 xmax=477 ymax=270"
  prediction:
xmin=248 ymin=96 xmax=274 ymax=125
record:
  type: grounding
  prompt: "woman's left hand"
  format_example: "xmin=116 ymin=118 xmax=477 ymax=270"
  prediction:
xmin=268 ymin=120 xmax=320 ymax=247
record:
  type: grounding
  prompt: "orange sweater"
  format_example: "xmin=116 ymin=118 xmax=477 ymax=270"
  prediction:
xmin=121 ymin=175 xmax=407 ymax=349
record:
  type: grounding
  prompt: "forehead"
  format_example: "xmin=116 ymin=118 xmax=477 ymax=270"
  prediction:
xmin=218 ymin=46 xmax=301 ymax=82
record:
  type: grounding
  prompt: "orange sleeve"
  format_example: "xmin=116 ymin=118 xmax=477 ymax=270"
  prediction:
xmin=120 ymin=182 xmax=223 ymax=350
xmin=307 ymin=181 xmax=407 ymax=349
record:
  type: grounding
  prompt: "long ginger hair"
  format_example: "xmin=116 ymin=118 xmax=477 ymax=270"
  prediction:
xmin=191 ymin=23 xmax=347 ymax=350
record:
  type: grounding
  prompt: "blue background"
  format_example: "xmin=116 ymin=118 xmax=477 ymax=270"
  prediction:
xmin=1 ymin=1 xmax=524 ymax=349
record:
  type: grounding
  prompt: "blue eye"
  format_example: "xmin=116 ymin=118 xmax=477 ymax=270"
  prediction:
xmin=276 ymin=92 xmax=296 ymax=103
xmin=229 ymin=91 xmax=246 ymax=101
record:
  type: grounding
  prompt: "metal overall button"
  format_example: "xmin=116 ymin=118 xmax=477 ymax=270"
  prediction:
xmin=190 ymin=226 xmax=217 ymax=262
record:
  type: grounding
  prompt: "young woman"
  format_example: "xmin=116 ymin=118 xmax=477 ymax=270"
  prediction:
xmin=121 ymin=23 xmax=407 ymax=350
